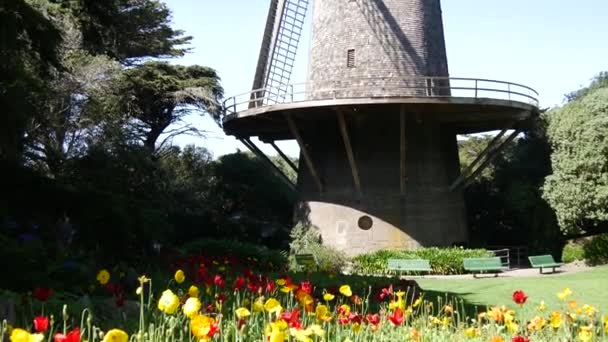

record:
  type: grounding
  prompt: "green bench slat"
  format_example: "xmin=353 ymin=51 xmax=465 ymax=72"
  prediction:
xmin=528 ymin=255 xmax=563 ymax=267
xmin=294 ymin=254 xmax=319 ymax=270
xmin=387 ymin=258 xmax=433 ymax=272
xmin=528 ymin=254 xmax=563 ymax=273
xmin=463 ymin=257 xmax=508 ymax=273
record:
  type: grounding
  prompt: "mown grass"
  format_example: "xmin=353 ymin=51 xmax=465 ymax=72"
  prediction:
xmin=417 ymin=265 xmax=608 ymax=310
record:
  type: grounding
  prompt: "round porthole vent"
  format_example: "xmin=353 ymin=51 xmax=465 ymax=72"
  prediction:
xmin=358 ymin=215 xmax=373 ymax=230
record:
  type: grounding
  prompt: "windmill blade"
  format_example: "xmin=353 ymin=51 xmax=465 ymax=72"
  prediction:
xmin=251 ymin=0 xmax=308 ymax=108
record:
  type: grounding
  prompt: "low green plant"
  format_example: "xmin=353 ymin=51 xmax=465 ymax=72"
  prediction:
xmin=562 ymin=241 xmax=585 ymax=263
xmin=584 ymin=233 xmax=608 ymax=265
xmin=352 ymin=247 xmax=493 ymax=275
xmin=288 ymin=222 xmax=348 ymax=273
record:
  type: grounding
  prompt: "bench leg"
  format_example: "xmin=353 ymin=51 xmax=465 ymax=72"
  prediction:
xmin=539 ymin=267 xmax=543 ymax=274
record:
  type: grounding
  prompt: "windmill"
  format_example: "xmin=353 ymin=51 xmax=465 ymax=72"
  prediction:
xmin=222 ymin=0 xmax=539 ymax=255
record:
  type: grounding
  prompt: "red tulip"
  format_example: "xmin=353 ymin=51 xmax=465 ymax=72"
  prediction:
xmin=33 ymin=316 xmax=49 ymax=332
xmin=54 ymin=328 xmax=80 ymax=342
xmin=280 ymin=308 xmax=302 ymax=329
xmin=265 ymin=280 xmax=275 ymax=293
xmin=33 ymin=287 xmax=53 ymax=302
xmin=388 ymin=308 xmax=404 ymax=326
xmin=300 ymin=281 xmax=312 ymax=294
xmin=512 ymin=336 xmax=530 ymax=342
xmin=348 ymin=312 xmax=362 ymax=324
xmin=512 ymin=290 xmax=528 ymax=305
xmin=214 ymin=275 xmax=225 ymax=288
xmin=365 ymin=313 xmax=380 ymax=325
xmin=233 ymin=277 xmax=245 ymax=291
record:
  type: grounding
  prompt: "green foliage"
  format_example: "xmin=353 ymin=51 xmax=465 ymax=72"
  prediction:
xmin=461 ymin=122 xmax=561 ymax=253
xmin=564 ymin=71 xmax=608 ymax=102
xmin=118 ymin=61 xmax=223 ymax=151
xmin=543 ymin=87 xmax=608 ymax=236
xmin=0 ymin=0 xmax=62 ymax=162
xmin=288 ymin=222 xmax=348 ymax=273
xmin=583 ymin=233 xmax=608 ymax=266
xmin=561 ymin=242 xmax=585 ymax=263
xmin=64 ymin=0 xmax=192 ymax=63
xmin=352 ymin=247 xmax=493 ymax=275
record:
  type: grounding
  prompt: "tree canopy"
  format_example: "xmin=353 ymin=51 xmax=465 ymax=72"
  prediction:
xmin=543 ymin=82 xmax=608 ymax=237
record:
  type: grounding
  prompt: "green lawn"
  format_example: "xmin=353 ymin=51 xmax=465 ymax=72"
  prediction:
xmin=417 ymin=265 xmax=608 ymax=312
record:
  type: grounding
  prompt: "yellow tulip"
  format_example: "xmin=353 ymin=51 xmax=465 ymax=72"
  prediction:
xmin=264 ymin=298 xmax=282 ymax=314
xmin=538 ymin=300 xmax=547 ymax=312
xmin=253 ymin=296 xmax=265 ymax=312
xmin=235 ymin=307 xmax=251 ymax=319
xmin=557 ymin=287 xmax=573 ymax=301
xmin=183 ymin=297 xmax=201 ymax=318
xmin=96 ymin=269 xmax=110 ymax=285
xmin=578 ymin=325 xmax=593 ymax=342
xmin=158 ymin=289 xmax=180 ymax=314
xmin=339 ymin=285 xmax=352 ymax=297
xmin=464 ymin=327 xmax=480 ymax=338
xmin=10 ymin=329 xmax=44 ymax=342
xmin=188 ymin=285 xmax=200 ymax=298
xmin=550 ymin=311 xmax=562 ymax=329
xmin=174 ymin=269 xmax=185 ymax=284
xmin=102 ymin=329 xmax=128 ymax=342
xmin=412 ymin=296 xmax=423 ymax=308
xmin=323 ymin=292 xmax=335 ymax=301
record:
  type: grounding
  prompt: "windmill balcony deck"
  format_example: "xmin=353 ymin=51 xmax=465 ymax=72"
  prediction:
xmin=222 ymin=76 xmax=539 ymax=139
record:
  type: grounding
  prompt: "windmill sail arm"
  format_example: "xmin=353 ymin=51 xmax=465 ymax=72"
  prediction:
xmin=252 ymin=0 xmax=287 ymax=94
xmin=251 ymin=0 xmax=308 ymax=108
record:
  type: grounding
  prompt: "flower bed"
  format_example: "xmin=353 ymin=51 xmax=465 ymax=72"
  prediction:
xmin=2 ymin=257 xmax=608 ymax=342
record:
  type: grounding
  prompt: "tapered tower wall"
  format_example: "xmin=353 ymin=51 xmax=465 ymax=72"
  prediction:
xmin=296 ymin=0 xmax=466 ymax=255
xmin=307 ymin=0 xmax=450 ymax=98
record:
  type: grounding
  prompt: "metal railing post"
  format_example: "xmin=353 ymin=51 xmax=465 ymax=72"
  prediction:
xmin=508 ymin=83 xmax=511 ymax=101
xmin=475 ymin=79 xmax=478 ymax=98
xmin=290 ymin=84 xmax=294 ymax=102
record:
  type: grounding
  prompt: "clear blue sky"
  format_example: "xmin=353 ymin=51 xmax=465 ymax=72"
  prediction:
xmin=165 ymin=0 xmax=607 ymax=158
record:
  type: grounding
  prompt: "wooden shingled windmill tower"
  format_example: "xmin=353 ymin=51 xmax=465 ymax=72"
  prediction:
xmin=222 ymin=0 xmax=539 ymax=255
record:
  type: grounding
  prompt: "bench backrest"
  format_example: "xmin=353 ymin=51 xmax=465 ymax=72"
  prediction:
xmin=528 ymin=254 xmax=556 ymax=266
xmin=294 ymin=253 xmax=318 ymax=268
xmin=387 ymin=258 xmax=431 ymax=270
xmin=463 ymin=257 xmax=503 ymax=269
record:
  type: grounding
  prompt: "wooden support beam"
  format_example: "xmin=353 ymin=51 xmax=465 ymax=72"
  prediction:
xmin=239 ymin=138 xmax=296 ymax=192
xmin=462 ymin=129 xmax=521 ymax=188
xmin=449 ymin=123 xmax=514 ymax=191
xmin=337 ymin=111 xmax=361 ymax=194
xmin=270 ymin=141 xmax=298 ymax=174
xmin=285 ymin=114 xmax=323 ymax=193
xmin=400 ymin=106 xmax=407 ymax=195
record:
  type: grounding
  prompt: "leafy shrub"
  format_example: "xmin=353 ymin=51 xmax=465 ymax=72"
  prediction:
xmin=562 ymin=241 xmax=585 ymax=263
xmin=352 ymin=247 xmax=493 ymax=275
xmin=583 ymin=233 xmax=608 ymax=265
xmin=288 ymin=222 xmax=348 ymax=273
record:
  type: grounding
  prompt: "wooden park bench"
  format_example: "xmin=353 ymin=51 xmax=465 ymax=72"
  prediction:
xmin=294 ymin=253 xmax=319 ymax=272
xmin=463 ymin=257 xmax=508 ymax=277
xmin=528 ymin=254 xmax=563 ymax=274
xmin=387 ymin=258 xmax=433 ymax=275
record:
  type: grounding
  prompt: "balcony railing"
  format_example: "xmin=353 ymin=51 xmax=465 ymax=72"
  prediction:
xmin=223 ymin=76 xmax=539 ymax=116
